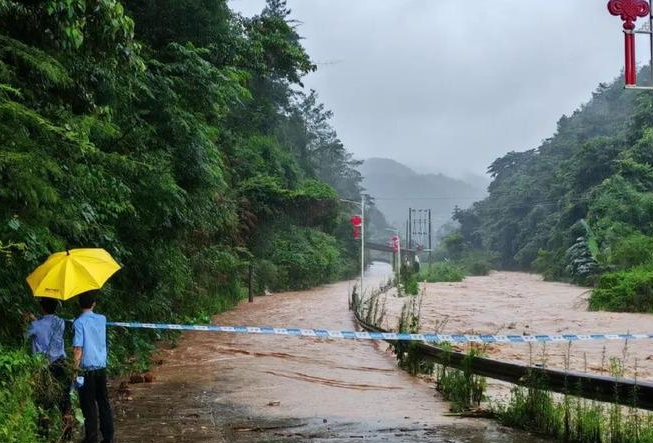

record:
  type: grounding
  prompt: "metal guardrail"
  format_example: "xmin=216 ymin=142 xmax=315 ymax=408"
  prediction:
xmin=353 ymin=310 xmax=653 ymax=411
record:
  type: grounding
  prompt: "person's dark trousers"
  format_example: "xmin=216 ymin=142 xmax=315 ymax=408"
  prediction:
xmin=79 ymin=369 xmax=114 ymax=443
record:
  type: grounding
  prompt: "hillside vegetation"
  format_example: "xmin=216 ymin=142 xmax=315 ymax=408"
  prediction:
xmin=0 ymin=0 xmax=372 ymax=342
xmin=0 ymin=1 xmax=374 ymax=438
xmin=446 ymin=76 xmax=653 ymax=312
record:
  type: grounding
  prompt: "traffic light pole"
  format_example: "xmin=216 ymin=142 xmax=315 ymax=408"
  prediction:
xmin=360 ymin=195 xmax=365 ymax=297
xmin=341 ymin=198 xmax=365 ymax=298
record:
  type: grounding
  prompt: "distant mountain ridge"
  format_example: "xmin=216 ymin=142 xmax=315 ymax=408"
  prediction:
xmin=360 ymin=158 xmax=487 ymax=231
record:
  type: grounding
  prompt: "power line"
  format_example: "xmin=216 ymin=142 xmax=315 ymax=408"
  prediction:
xmin=372 ymin=193 xmax=590 ymax=202
xmin=373 ymin=196 xmax=485 ymax=201
xmin=369 ymin=196 xmax=591 ymax=213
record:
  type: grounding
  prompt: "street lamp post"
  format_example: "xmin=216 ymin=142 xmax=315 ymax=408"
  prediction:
xmin=361 ymin=196 xmax=365 ymax=297
xmin=341 ymin=197 xmax=365 ymax=298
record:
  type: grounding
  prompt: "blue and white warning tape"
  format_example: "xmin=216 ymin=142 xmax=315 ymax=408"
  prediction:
xmin=107 ymin=322 xmax=653 ymax=344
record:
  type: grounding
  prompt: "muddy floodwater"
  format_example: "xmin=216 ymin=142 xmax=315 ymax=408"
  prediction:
xmin=382 ymin=271 xmax=653 ymax=384
xmin=115 ymin=263 xmax=551 ymax=442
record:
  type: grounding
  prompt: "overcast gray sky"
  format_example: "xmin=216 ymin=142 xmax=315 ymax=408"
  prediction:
xmin=231 ymin=0 xmax=646 ymax=179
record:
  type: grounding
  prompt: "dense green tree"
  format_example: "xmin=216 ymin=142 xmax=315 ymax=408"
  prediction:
xmin=0 ymin=0 xmax=384 ymax=438
xmin=0 ymin=0 xmax=367 ymax=347
xmin=448 ymin=73 xmax=653 ymax=310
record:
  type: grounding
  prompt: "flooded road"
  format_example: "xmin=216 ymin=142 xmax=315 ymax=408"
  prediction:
xmin=115 ymin=263 xmax=550 ymax=442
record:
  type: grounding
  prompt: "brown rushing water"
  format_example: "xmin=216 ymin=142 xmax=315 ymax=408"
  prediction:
xmin=114 ymin=263 xmax=550 ymax=443
xmin=382 ymin=271 xmax=653 ymax=391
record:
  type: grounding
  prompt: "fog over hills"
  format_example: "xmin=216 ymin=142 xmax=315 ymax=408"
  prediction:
xmin=360 ymin=158 xmax=487 ymax=231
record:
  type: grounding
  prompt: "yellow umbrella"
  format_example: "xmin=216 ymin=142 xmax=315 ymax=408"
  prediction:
xmin=26 ymin=248 xmax=121 ymax=301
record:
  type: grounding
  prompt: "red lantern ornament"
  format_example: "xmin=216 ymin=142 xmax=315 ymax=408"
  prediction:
xmin=350 ymin=215 xmax=362 ymax=240
xmin=391 ymin=235 xmax=399 ymax=252
xmin=608 ymin=0 xmax=651 ymax=86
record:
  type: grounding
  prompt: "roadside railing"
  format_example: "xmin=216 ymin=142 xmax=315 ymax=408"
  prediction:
xmin=351 ymin=288 xmax=653 ymax=411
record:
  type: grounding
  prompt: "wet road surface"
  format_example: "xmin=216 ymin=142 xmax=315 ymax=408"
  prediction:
xmin=115 ymin=263 xmax=551 ymax=442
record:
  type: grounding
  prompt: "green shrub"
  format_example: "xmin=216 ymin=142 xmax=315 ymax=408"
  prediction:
xmin=534 ymin=248 xmax=568 ymax=281
xmin=589 ymin=266 xmax=653 ymax=312
xmin=465 ymin=260 xmax=491 ymax=276
xmin=253 ymin=259 xmax=281 ymax=293
xmin=398 ymin=264 xmax=419 ymax=295
xmin=265 ymin=225 xmax=343 ymax=290
xmin=0 ymin=348 xmax=47 ymax=443
xmin=460 ymin=251 xmax=495 ymax=276
xmin=402 ymin=274 xmax=419 ymax=295
xmin=609 ymin=232 xmax=653 ymax=270
xmin=419 ymin=262 xmax=464 ymax=283
xmin=440 ymin=233 xmax=465 ymax=260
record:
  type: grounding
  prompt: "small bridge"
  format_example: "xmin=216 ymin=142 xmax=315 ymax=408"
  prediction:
xmin=365 ymin=242 xmax=416 ymax=255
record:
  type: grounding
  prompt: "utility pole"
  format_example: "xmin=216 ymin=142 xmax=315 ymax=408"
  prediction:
xmin=360 ymin=195 xmax=365 ymax=297
xmin=341 ymin=198 xmax=365 ymax=298
xmin=248 ymin=264 xmax=254 ymax=303
xmin=408 ymin=208 xmax=412 ymax=250
xmin=386 ymin=227 xmax=401 ymax=275
xmin=397 ymin=229 xmax=401 ymax=275
xmin=405 ymin=220 xmax=409 ymax=252
xmin=428 ymin=209 xmax=432 ymax=267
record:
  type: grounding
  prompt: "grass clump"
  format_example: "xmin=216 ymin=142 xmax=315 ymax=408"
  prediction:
xmin=494 ymin=374 xmax=565 ymax=437
xmin=393 ymin=295 xmax=433 ymax=375
xmin=434 ymin=346 xmax=487 ymax=412
xmin=419 ymin=262 xmax=465 ymax=283
xmin=352 ymin=278 xmax=393 ymax=326
xmin=493 ymin=370 xmax=653 ymax=443
xmin=363 ymin=281 xmax=390 ymax=327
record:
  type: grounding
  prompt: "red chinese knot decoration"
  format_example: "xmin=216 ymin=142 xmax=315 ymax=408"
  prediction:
xmin=350 ymin=215 xmax=362 ymax=239
xmin=608 ymin=0 xmax=651 ymax=85
xmin=608 ymin=0 xmax=650 ymax=29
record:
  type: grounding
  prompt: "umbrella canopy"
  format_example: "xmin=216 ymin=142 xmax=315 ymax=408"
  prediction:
xmin=26 ymin=248 xmax=121 ymax=301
